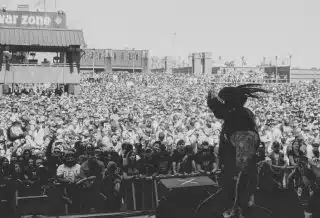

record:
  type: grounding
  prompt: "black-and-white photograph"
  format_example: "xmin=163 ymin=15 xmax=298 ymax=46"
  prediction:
xmin=0 ymin=0 xmax=319 ymax=217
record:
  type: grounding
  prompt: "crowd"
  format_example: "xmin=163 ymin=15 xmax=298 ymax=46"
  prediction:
xmin=216 ymin=67 xmax=265 ymax=84
xmin=0 ymin=71 xmax=319 ymax=216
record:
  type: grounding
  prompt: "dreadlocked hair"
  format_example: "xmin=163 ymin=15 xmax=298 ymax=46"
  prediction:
xmin=219 ymin=84 xmax=270 ymax=109
xmin=207 ymin=84 xmax=270 ymax=135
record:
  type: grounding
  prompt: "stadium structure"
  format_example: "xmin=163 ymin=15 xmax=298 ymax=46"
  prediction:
xmin=0 ymin=6 xmax=149 ymax=96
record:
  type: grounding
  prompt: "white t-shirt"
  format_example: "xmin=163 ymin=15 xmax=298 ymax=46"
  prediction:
xmin=306 ymin=144 xmax=320 ymax=160
xmin=107 ymin=142 xmax=122 ymax=154
xmin=56 ymin=164 xmax=81 ymax=182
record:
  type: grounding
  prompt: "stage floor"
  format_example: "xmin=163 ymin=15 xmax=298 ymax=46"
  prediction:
xmin=21 ymin=211 xmax=156 ymax=218
xmin=22 ymin=215 xmax=155 ymax=218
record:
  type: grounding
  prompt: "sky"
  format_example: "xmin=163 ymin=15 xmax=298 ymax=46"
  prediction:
xmin=1 ymin=0 xmax=320 ymax=68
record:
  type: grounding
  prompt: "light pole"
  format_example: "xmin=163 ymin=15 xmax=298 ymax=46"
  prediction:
xmin=288 ymin=54 xmax=292 ymax=83
xmin=275 ymin=56 xmax=278 ymax=83
xmin=92 ymin=49 xmax=95 ymax=74
xmin=132 ymin=48 xmax=135 ymax=73
xmin=289 ymin=54 xmax=292 ymax=67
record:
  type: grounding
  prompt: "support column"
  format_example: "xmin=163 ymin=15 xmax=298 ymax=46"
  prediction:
xmin=59 ymin=52 xmax=65 ymax=64
xmin=74 ymin=49 xmax=81 ymax=73
xmin=105 ymin=49 xmax=112 ymax=73
xmin=166 ymin=56 xmax=174 ymax=73
xmin=164 ymin=57 xmax=167 ymax=71
xmin=0 ymin=47 xmax=3 ymax=95
xmin=204 ymin=52 xmax=212 ymax=75
xmin=0 ymin=47 xmax=3 ymax=96
xmin=142 ymin=50 xmax=149 ymax=73
xmin=0 ymin=47 xmax=3 ymax=72
xmin=74 ymin=84 xmax=81 ymax=95
xmin=192 ymin=53 xmax=201 ymax=75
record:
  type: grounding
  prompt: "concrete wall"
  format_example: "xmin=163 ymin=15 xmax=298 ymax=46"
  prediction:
xmin=172 ymin=67 xmax=192 ymax=74
xmin=0 ymin=65 xmax=80 ymax=83
xmin=81 ymin=49 xmax=106 ymax=67
xmin=151 ymin=68 xmax=166 ymax=73
xmin=80 ymin=49 xmax=147 ymax=71
xmin=290 ymin=69 xmax=320 ymax=81
xmin=169 ymin=66 xmax=262 ymax=75
xmin=111 ymin=50 xmax=143 ymax=68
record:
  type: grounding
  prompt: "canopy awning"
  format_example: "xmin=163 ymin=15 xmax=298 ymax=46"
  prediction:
xmin=0 ymin=27 xmax=85 ymax=47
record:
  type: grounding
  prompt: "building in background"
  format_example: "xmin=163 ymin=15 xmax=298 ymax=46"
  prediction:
xmin=80 ymin=49 xmax=149 ymax=73
xmin=17 ymin=4 xmax=30 ymax=11
xmin=0 ymin=6 xmax=85 ymax=95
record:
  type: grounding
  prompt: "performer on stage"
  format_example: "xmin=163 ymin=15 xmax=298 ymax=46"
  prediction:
xmin=207 ymin=84 xmax=269 ymax=217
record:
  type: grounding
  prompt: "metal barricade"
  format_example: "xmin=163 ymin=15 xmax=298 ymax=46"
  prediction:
xmin=14 ymin=173 xmax=216 ymax=216
xmin=122 ymin=173 xmax=218 ymax=211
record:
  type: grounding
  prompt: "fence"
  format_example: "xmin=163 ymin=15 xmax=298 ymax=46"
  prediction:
xmin=0 ymin=174 xmax=217 ymax=217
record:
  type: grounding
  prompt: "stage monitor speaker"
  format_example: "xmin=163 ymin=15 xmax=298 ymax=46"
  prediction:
xmin=3 ymin=84 xmax=10 ymax=94
xmin=156 ymin=176 xmax=218 ymax=218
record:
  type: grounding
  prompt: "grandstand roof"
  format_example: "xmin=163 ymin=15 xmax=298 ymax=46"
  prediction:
xmin=0 ymin=27 xmax=85 ymax=47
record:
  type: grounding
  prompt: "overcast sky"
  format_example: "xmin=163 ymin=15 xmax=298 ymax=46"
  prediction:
xmin=2 ymin=0 xmax=320 ymax=68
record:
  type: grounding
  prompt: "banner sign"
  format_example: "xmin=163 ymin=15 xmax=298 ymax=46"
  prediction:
xmin=0 ymin=10 xmax=67 ymax=29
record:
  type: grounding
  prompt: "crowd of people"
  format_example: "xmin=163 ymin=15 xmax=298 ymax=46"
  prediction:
xmin=0 ymin=71 xmax=319 ymax=216
xmin=215 ymin=67 xmax=266 ymax=84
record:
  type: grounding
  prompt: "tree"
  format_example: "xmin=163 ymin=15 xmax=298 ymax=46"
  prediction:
xmin=225 ymin=61 xmax=235 ymax=68
xmin=224 ymin=61 xmax=235 ymax=75
xmin=240 ymin=56 xmax=247 ymax=68
xmin=230 ymin=60 xmax=235 ymax=68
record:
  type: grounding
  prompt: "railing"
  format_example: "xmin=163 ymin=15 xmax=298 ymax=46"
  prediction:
xmin=4 ymin=63 xmax=78 ymax=67
xmin=0 ymin=173 xmax=218 ymax=217
xmin=0 ymin=164 xmax=303 ymax=217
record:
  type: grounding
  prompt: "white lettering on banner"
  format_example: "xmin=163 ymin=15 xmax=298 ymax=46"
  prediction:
xmin=36 ymin=16 xmax=43 ymax=26
xmin=28 ymin=16 xmax=36 ymax=25
xmin=1 ymin=14 xmax=52 ymax=26
xmin=5 ymin=15 xmax=12 ymax=24
xmin=0 ymin=15 xmax=18 ymax=24
xmin=21 ymin=15 xmax=28 ymax=25
xmin=44 ymin=17 xmax=51 ymax=26
xmin=13 ymin=15 xmax=18 ymax=24
xmin=0 ymin=15 xmax=5 ymax=24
